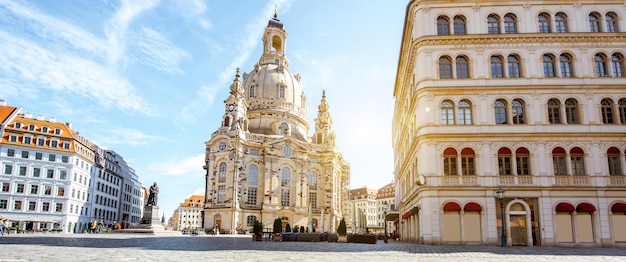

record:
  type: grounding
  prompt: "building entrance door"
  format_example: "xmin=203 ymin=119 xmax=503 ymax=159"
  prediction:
xmin=510 ymin=215 xmax=527 ymax=246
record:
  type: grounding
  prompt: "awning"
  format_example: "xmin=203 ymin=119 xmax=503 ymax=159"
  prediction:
xmin=555 ymin=203 xmax=575 ymax=212
xmin=401 ymin=211 xmax=410 ymax=219
xmin=612 ymin=203 xmax=626 ymax=212
xmin=0 ymin=216 xmax=60 ymax=223
xmin=576 ymin=203 xmax=596 ymax=212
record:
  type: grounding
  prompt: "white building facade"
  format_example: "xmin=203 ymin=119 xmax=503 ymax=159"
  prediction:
xmin=394 ymin=0 xmax=626 ymax=247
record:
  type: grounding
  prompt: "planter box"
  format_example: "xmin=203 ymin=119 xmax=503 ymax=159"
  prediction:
xmin=338 ymin=235 xmax=348 ymax=243
xmin=272 ymin=235 xmax=283 ymax=242
xmin=282 ymin=232 xmax=298 ymax=241
xmin=327 ymin=233 xmax=338 ymax=242
xmin=297 ymin=233 xmax=321 ymax=242
xmin=351 ymin=234 xmax=377 ymax=244
xmin=252 ymin=235 xmax=263 ymax=241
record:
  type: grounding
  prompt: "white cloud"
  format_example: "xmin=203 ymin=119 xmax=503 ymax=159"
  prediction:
xmin=0 ymin=30 xmax=153 ymax=115
xmin=150 ymin=153 xmax=205 ymax=176
xmin=131 ymin=27 xmax=189 ymax=74
xmin=170 ymin=0 xmax=212 ymax=30
xmin=91 ymin=127 xmax=164 ymax=147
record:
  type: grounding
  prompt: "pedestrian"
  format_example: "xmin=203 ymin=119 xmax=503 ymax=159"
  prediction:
xmin=0 ymin=219 xmax=4 ymax=236
xmin=89 ymin=220 xmax=96 ymax=234
xmin=98 ymin=220 xmax=104 ymax=233
xmin=2 ymin=220 xmax=9 ymax=235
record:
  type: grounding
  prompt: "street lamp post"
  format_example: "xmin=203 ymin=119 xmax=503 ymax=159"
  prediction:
xmin=496 ymin=187 xmax=506 ymax=247
xmin=383 ymin=201 xmax=388 ymax=243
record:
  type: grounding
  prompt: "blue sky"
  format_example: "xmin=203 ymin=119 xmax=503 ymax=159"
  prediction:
xmin=0 ymin=0 xmax=406 ymax=219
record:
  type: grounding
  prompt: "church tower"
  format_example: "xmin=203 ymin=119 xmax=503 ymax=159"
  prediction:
xmin=203 ymin=13 xmax=350 ymax=235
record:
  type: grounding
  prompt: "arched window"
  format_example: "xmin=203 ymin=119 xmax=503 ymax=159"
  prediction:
xmin=456 ymin=56 xmax=470 ymax=78
xmin=619 ymin=98 xmax=626 ymax=124
xmin=595 ymin=53 xmax=609 ymax=77
xmin=441 ymin=100 xmax=455 ymax=125
xmin=437 ymin=16 xmax=450 ymax=35
xmin=565 ymin=98 xmax=580 ymax=124
xmin=248 ymin=165 xmax=258 ymax=185
xmin=491 ymin=55 xmax=504 ymax=78
xmin=507 ymin=54 xmax=521 ymax=78
xmin=570 ymin=147 xmax=586 ymax=176
xmin=460 ymin=148 xmax=475 ymax=176
xmin=488 ymin=14 xmax=500 ymax=34
xmin=611 ymin=53 xmax=624 ymax=77
xmin=589 ymin=12 xmax=602 ymax=32
xmin=512 ymin=99 xmax=525 ymax=124
xmin=458 ymin=99 xmax=472 ymax=125
xmin=218 ymin=162 xmax=227 ymax=182
xmin=504 ymin=13 xmax=517 ymax=34
xmin=555 ymin=12 xmax=568 ymax=32
xmin=494 ymin=99 xmax=507 ymax=124
xmin=439 ymin=56 xmax=452 ymax=79
xmin=453 ymin=15 xmax=466 ymax=35
xmin=548 ymin=98 xmax=561 ymax=124
xmin=559 ymin=53 xmax=573 ymax=77
xmin=309 ymin=172 xmax=317 ymax=190
xmin=543 ymin=54 xmax=556 ymax=77
xmin=606 ymin=12 xmax=619 ymax=32
xmin=607 ymin=147 xmax=622 ymax=176
xmin=601 ymin=98 xmax=615 ymax=124
xmin=498 ymin=148 xmax=512 ymax=175
xmin=443 ymin=148 xmax=458 ymax=176
xmin=538 ymin=13 xmax=551 ymax=33
xmin=516 ymin=147 xmax=531 ymax=175
xmin=552 ymin=147 xmax=567 ymax=175
xmin=281 ymin=167 xmax=291 ymax=186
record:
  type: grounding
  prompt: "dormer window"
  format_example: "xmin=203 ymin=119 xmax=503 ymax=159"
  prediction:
xmin=14 ymin=122 xmax=22 ymax=129
xmin=279 ymin=86 xmax=285 ymax=99
xmin=42 ymin=126 xmax=49 ymax=133
xmin=28 ymin=124 xmax=36 ymax=131
xmin=54 ymin=128 xmax=62 ymax=135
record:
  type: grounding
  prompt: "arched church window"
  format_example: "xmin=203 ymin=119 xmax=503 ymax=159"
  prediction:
xmin=279 ymin=86 xmax=285 ymax=99
xmin=279 ymin=122 xmax=289 ymax=135
xmin=218 ymin=162 xmax=227 ymax=183
xmin=281 ymin=168 xmax=291 ymax=186
xmin=309 ymin=172 xmax=317 ymax=190
xmin=248 ymin=165 xmax=258 ymax=185
xmin=249 ymin=86 xmax=255 ymax=98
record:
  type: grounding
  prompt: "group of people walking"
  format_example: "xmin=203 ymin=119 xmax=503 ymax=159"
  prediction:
xmin=86 ymin=220 xmax=121 ymax=234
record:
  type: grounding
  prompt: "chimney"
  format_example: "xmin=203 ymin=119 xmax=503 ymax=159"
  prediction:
xmin=49 ymin=117 xmax=56 ymax=123
xmin=36 ymin=115 xmax=44 ymax=121
xmin=0 ymin=99 xmax=5 ymax=106
xmin=25 ymin=113 xmax=32 ymax=118
xmin=65 ymin=122 xmax=72 ymax=129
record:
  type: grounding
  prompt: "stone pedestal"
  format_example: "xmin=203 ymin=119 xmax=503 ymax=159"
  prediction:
xmin=114 ymin=205 xmax=179 ymax=235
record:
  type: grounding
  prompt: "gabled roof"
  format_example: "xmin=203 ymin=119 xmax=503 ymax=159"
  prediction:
xmin=0 ymin=105 xmax=18 ymax=125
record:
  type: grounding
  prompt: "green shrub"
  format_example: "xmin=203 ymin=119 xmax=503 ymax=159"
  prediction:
xmin=337 ymin=218 xmax=347 ymax=236
xmin=273 ymin=218 xmax=282 ymax=235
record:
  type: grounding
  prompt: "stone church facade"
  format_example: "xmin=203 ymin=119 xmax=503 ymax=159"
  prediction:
xmin=394 ymin=0 xmax=626 ymax=247
xmin=203 ymin=14 xmax=350 ymax=234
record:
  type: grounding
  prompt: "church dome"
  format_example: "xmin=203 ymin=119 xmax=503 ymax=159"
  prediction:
xmin=242 ymin=14 xmax=309 ymax=141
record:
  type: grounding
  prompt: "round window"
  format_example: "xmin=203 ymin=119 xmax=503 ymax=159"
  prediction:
xmin=218 ymin=142 xmax=227 ymax=151
xmin=282 ymin=145 xmax=292 ymax=156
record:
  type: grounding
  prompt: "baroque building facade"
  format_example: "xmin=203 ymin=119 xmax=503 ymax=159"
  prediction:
xmin=203 ymin=14 xmax=350 ymax=234
xmin=393 ymin=1 xmax=626 ymax=247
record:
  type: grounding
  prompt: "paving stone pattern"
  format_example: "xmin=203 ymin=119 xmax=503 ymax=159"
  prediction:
xmin=0 ymin=234 xmax=625 ymax=262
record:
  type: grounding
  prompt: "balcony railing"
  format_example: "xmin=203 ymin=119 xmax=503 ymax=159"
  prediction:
xmin=428 ymin=174 xmax=624 ymax=188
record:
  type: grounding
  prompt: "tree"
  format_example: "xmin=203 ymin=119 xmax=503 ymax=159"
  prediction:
xmin=337 ymin=218 xmax=347 ymax=236
xmin=252 ymin=220 xmax=263 ymax=237
xmin=273 ymin=218 xmax=282 ymax=235
xmin=285 ymin=223 xmax=291 ymax=233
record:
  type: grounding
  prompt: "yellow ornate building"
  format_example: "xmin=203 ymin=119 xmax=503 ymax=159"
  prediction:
xmin=394 ymin=0 xmax=626 ymax=247
xmin=202 ymin=14 xmax=350 ymax=234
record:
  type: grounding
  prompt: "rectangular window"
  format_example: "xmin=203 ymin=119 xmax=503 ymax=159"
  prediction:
xmin=247 ymin=187 xmax=257 ymax=205
xmin=42 ymin=202 xmax=50 ymax=212
xmin=1 ymin=182 xmax=9 ymax=192
xmin=443 ymin=156 xmax=457 ymax=175
xmin=46 ymin=169 xmax=54 ymax=179
xmin=281 ymin=188 xmax=290 ymax=207
xmin=21 ymin=151 xmax=29 ymax=158
xmin=57 ymin=187 xmax=65 ymax=197
xmin=498 ymin=156 xmax=512 ymax=175
xmin=516 ymin=156 xmax=530 ymax=175
xmin=37 ymin=138 xmax=45 ymax=146
xmin=63 ymin=142 xmax=70 ymax=150
xmin=23 ymin=137 xmax=31 ymax=144
xmin=461 ymin=156 xmax=475 ymax=175
xmin=217 ymin=185 xmax=225 ymax=203
xmin=4 ymin=165 xmax=13 ymax=175
xmin=9 ymin=135 xmax=17 ymax=142
xmin=49 ymin=154 xmax=56 ymax=162
xmin=19 ymin=166 xmax=27 ymax=176
xmin=30 ymin=185 xmax=39 ymax=194
xmin=0 ymin=199 xmax=7 ymax=209
xmin=61 ymin=156 xmax=69 ymax=163
xmin=553 ymin=155 xmax=567 ymax=175
xmin=608 ymin=155 xmax=622 ymax=176
xmin=44 ymin=185 xmax=52 ymax=195
xmin=35 ymin=152 xmax=42 ymax=160
xmin=14 ymin=200 xmax=22 ymax=210
xmin=16 ymin=183 xmax=24 ymax=193
xmin=571 ymin=156 xmax=586 ymax=176
xmin=309 ymin=191 xmax=317 ymax=209
xmin=33 ymin=167 xmax=41 ymax=177
xmin=50 ymin=141 xmax=58 ymax=148
xmin=55 ymin=203 xmax=63 ymax=212
xmin=28 ymin=201 xmax=36 ymax=211
xmin=7 ymin=149 xmax=15 ymax=157
xmin=59 ymin=170 xmax=67 ymax=180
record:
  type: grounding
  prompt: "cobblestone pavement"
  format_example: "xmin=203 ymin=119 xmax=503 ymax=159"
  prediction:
xmin=1 ymin=234 xmax=625 ymax=262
